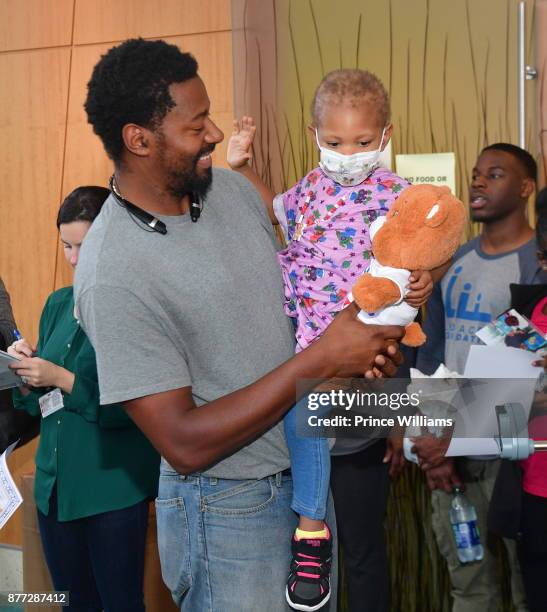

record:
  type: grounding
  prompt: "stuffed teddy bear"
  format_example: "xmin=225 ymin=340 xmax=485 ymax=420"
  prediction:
xmin=349 ymin=184 xmax=466 ymax=346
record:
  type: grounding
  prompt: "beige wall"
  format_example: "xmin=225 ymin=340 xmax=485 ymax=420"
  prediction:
xmin=0 ymin=0 xmax=233 ymax=547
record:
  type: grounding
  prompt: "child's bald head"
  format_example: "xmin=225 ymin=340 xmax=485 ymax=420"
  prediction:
xmin=311 ymin=69 xmax=390 ymax=128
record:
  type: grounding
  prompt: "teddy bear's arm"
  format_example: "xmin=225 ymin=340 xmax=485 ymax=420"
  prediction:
xmin=352 ymin=273 xmax=402 ymax=313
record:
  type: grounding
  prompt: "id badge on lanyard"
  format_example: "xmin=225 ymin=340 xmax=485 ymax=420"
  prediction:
xmin=39 ymin=388 xmax=64 ymax=418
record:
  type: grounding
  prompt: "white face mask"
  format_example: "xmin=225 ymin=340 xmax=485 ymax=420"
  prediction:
xmin=316 ymin=127 xmax=386 ymax=186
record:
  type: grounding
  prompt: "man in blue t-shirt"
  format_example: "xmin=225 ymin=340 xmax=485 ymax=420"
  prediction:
xmin=416 ymin=143 xmax=546 ymax=612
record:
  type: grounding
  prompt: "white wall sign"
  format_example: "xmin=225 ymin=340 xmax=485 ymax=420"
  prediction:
xmin=395 ymin=152 xmax=456 ymax=194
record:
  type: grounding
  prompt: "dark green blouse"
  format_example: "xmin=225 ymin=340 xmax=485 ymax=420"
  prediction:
xmin=13 ymin=287 xmax=159 ymax=521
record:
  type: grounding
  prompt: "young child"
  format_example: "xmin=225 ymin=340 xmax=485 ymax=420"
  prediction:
xmin=228 ymin=69 xmax=431 ymax=611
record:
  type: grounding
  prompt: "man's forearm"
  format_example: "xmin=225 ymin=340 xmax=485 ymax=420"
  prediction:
xmin=125 ymin=339 xmax=333 ymax=474
xmin=123 ymin=306 xmax=404 ymax=473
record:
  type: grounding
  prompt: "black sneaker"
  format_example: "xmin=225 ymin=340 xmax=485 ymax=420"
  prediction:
xmin=285 ymin=527 xmax=332 ymax=611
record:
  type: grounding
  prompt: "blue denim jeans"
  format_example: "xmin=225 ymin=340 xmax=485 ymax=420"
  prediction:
xmin=155 ymin=463 xmax=337 ymax=611
xmin=284 ymin=399 xmax=331 ymax=520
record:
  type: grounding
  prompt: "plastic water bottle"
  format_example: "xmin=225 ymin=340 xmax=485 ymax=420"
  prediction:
xmin=449 ymin=487 xmax=484 ymax=563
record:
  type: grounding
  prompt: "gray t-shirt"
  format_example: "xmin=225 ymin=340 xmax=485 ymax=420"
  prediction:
xmin=74 ymin=168 xmax=294 ymax=479
xmin=417 ymin=236 xmax=547 ymax=375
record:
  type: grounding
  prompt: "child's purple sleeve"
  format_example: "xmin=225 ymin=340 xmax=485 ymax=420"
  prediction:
xmin=272 ymin=180 xmax=301 ymax=242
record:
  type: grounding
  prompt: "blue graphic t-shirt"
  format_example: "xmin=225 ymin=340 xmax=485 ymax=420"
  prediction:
xmin=417 ymin=237 xmax=547 ymax=375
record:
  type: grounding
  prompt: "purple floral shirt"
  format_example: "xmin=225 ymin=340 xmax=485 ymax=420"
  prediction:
xmin=277 ymin=166 xmax=409 ymax=351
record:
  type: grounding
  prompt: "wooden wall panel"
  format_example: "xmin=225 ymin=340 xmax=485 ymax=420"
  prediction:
xmin=73 ymin=0 xmax=231 ymax=44
xmin=0 ymin=47 xmax=70 ymax=548
xmin=0 ymin=0 xmax=74 ymax=52
xmin=0 ymin=48 xmax=71 ymax=341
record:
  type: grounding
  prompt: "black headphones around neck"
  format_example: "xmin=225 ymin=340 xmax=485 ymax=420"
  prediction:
xmin=109 ymin=175 xmax=202 ymax=235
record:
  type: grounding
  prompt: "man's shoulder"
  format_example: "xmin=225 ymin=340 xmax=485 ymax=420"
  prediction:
xmin=438 ymin=238 xmax=480 ymax=294
xmin=211 ymin=167 xmax=252 ymax=195
xmin=452 ymin=236 xmax=480 ymax=263
xmin=211 ymin=167 xmax=271 ymax=227
xmin=75 ymin=197 xmax=137 ymax=297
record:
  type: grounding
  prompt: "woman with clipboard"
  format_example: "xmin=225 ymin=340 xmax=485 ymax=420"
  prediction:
xmin=7 ymin=187 xmax=159 ymax=612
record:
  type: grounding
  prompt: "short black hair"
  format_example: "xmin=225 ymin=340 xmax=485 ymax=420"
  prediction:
xmin=481 ymin=143 xmax=537 ymax=183
xmin=85 ymin=38 xmax=198 ymax=162
xmin=57 ymin=186 xmax=110 ymax=228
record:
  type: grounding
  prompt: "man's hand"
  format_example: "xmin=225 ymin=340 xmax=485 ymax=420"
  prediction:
xmin=318 ymin=303 xmax=404 ymax=379
xmin=424 ymin=458 xmax=463 ymax=492
xmin=227 ymin=116 xmax=256 ymax=170
xmin=410 ymin=432 xmax=452 ymax=470
xmin=406 ymin=269 xmax=433 ymax=308
xmin=532 ymin=355 xmax=547 ymax=371
xmin=384 ymin=427 xmax=406 ymax=478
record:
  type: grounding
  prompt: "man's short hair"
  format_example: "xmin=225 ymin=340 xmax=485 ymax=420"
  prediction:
xmin=481 ymin=143 xmax=537 ymax=183
xmin=85 ymin=38 xmax=198 ymax=162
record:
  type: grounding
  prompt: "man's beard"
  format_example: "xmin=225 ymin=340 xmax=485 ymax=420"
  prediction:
xmin=165 ymin=147 xmax=215 ymax=201
xmin=166 ymin=164 xmax=213 ymax=200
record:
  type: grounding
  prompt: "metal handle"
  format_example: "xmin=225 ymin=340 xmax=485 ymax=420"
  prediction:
xmin=518 ymin=1 xmax=526 ymax=148
xmin=526 ymin=66 xmax=538 ymax=80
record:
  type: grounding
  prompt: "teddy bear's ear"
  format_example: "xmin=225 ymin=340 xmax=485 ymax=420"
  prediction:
xmin=424 ymin=200 xmax=449 ymax=227
xmin=386 ymin=199 xmax=402 ymax=218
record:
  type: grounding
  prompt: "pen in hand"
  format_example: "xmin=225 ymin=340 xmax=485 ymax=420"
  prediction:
xmin=10 ymin=329 xmax=36 ymax=358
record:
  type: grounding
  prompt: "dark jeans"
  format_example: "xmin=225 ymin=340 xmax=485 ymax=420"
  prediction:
xmin=331 ymin=440 xmax=390 ymax=612
xmin=37 ymin=487 xmax=149 ymax=612
xmin=518 ymin=491 xmax=547 ymax=612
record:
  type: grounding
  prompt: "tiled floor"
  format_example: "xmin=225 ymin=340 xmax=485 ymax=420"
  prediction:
xmin=0 ymin=545 xmax=23 ymax=610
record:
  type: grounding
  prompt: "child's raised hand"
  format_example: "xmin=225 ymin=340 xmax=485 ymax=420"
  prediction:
xmin=405 ymin=269 xmax=434 ymax=308
xmin=227 ymin=116 xmax=256 ymax=169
